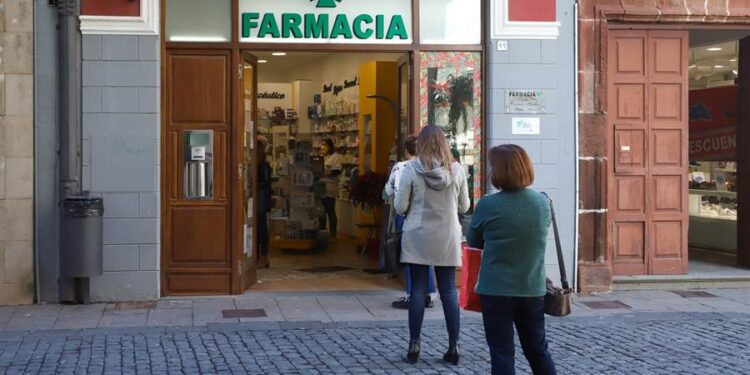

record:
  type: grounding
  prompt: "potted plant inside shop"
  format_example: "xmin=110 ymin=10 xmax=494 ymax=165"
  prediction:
xmin=447 ymin=73 xmax=474 ymax=139
xmin=349 ymin=170 xmax=388 ymax=260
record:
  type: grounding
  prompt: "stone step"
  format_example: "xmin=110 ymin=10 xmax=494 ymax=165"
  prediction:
xmin=613 ymin=274 xmax=750 ymax=291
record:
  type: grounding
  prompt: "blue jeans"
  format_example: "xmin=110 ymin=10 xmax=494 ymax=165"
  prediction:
xmin=395 ymin=215 xmax=436 ymax=296
xmin=408 ymin=264 xmax=460 ymax=344
xmin=480 ymin=295 xmax=557 ymax=375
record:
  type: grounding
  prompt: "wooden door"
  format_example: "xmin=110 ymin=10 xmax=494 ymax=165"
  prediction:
xmin=163 ymin=50 xmax=234 ymax=295
xmin=607 ymin=30 xmax=689 ymax=276
xmin=236 ymin=53 xmax=259 ymax=291
xmin=397 ymin=53 xmax=412 ymax=157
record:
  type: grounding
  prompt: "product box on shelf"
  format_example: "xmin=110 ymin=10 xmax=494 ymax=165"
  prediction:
xmin=289 ymin=209 xmax=311 ymax=221
xmin=293 ymin=171 xmax=314 ymax=187
xmin=290 ymin=193 xmax=315 ymax=208
xmin=271 ymin=218 xmax=287 ymax=237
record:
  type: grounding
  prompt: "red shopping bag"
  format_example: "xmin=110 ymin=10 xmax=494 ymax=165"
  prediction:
xmin=459 ymin=243 xmax=482 ymax=312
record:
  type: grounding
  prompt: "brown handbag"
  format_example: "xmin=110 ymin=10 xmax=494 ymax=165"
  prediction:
xmin=541 ymin=193 xmax=572 ymax=317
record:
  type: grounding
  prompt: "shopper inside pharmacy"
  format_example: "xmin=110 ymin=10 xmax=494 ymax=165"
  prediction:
xmin=320 ymin=138 xmax=343 ymax=238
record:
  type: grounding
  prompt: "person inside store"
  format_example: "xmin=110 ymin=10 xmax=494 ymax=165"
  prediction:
xmin=257 ymin=136 xmax=273 ymax=269
xmin=320 ymin=138 xmax=342 ymax=238
xmin=467 ymin=144 xmax=558 ymax=375
xmin=394 ymin=125 xmax=470 ymax=366
xmin=383 ymin=135 xmax=437 ymax=310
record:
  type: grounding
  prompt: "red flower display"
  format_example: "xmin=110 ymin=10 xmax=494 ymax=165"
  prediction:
xmin=349 ymin=171 xmax=387 ymax=211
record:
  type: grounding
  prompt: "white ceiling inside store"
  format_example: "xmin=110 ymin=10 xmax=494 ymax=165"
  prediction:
xmin=689 ymin=30 xmax=750 ymax=88
xmin=248 ymin=52 xmax=331 ymax=77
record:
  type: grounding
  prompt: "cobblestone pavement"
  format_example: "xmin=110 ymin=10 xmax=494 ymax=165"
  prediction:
xmin=0 ymin=313 xmax=748 ymax=374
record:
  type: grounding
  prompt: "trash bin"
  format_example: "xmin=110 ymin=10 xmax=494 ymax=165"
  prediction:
xmin=62 ymin=196 xmax=104 ymax=278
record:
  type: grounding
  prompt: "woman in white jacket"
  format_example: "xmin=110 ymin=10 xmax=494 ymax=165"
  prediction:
xmin=384 ymin=135 xmax=437 ymax=310
xmin=395 ymin=125 xmax=470 ymax=365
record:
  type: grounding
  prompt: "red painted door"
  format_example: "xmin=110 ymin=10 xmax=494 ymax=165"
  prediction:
xmin=608 ymin=30 xmax=689 ymax=276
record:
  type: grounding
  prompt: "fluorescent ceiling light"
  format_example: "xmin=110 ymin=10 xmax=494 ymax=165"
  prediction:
xmin=706 ymin=47 xmax=723 ymax=51
xmin=258 ymin=59 xmax=268 ymax=63
xmin=689 ymin=65 xmax=696 ymax=69
xmin=733 ymin=70 xmax=739 ymax=75
xmin=272 ymin=52 xmax=287 ymax=56
xmin=730 ymin=58 xmax=737 ymax=62
xmin=715 ymin=65 xmax=724 ymax=68
xmin=168 ymin=36 xmax=228 ymax=42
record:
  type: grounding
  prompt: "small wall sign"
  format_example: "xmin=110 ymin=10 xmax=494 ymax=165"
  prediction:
xmin=505 ymin=89 xmax=546 ymax=113
xmin=512 ymin=117 xmax=541 ymax=135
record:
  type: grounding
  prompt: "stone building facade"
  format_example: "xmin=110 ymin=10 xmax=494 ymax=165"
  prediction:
xmin=0 ymin=0 xmax=34 ymax=304
xmin=577 ymin=0 xmax=750 ymax=292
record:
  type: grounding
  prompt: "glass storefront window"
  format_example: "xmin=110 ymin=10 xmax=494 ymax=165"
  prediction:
xmin=420 ymin=52 xmax=482 ymax=206
xmin=166 ymin=0 xmax=232 ymax=42
xmin=420 ymin=0 xmax=481 ymax=45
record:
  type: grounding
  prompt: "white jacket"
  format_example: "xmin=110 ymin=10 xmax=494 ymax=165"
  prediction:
xmin=394 ymin=160 xmax=470 ymax=267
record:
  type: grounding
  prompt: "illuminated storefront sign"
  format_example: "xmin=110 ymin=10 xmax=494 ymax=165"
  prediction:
xmin=239 ymin=0 xmax=412 ymax=44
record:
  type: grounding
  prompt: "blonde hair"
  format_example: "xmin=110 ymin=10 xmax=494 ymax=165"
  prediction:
xmin=416 ymin=125 xmax=453 ymax=172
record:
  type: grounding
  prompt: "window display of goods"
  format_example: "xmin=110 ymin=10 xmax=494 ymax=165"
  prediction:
xmin=698 ymin=202 xmax=737 ymax=220
xmin=313 ymin=116 xmax=359 ymax=134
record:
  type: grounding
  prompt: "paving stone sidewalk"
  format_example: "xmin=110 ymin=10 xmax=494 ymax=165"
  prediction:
xmin=0 ymin=289 xmax=748 ymax=374
xmin=0 ymin=313 xmax=748 ymax=374
xmin=0 ymin=288 xmax=748 ymax=331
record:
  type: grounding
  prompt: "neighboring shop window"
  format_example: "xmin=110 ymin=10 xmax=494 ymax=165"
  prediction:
xmin=420 ymin=0 xmax=481 ymax=44
xmin=420 ymin=52 xmax=482 ymax=206
xmin=82 ymin=0 xmax=141 ymax=17
xmin=166 ymin=0 xmax=232 ymax=42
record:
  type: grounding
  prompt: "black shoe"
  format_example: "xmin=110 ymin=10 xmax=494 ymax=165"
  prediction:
xmin=443 ymin=343 xmax=460 ymax=366
xmin=406 ymin=341 xmax=421 ymax=364
xmin=392 ymin=297 xmax=409 ymax=309
xmin=425 ymin=296 xmax=434 ymax=309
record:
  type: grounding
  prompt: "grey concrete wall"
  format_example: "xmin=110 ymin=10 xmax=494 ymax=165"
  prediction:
xmin=82 ymin=35 xmax=160 ymax=301
xmin=486 ymin=1 xmax=577 ymax=284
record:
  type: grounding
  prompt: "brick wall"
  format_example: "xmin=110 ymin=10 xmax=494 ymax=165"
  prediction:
xmin=82 ymin=35 xmax=160 ymax=301
xmin=577 ymin=0 xmax=750 ymax=292
xmin=0 ymin=0 xmax=34 ymax=304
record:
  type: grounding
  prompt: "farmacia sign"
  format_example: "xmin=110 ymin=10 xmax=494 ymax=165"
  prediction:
xmin=239 ymin=0 xmax=412 ymax=44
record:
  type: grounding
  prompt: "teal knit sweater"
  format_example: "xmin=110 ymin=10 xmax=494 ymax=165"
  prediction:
xmin=467 ymin=189 xmax=551 ymax=297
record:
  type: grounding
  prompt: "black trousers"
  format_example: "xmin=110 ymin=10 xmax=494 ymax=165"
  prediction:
xmin=258 ymin=210 xmax=269 ymax=256
xmin=480 ymin=295 xmax=557 ymax=375
xmin=319 ymin=197 xmax=337 ymax=235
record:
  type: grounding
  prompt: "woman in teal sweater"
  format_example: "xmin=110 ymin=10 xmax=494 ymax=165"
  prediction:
xmin=467 ymin=144 xmax=557 ymax=375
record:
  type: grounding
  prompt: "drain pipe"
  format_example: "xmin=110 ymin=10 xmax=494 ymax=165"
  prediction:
xmin=573 ymin=0 xmax=581 ymax=291
xmin=58 ymin=0 xmax=82 ymax=197
xmin=58 ymin=0 xmax=89 ymax=303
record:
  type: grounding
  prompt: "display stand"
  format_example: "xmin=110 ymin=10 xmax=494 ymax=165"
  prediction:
xmin=270 ymin=135 xmax=319 ymax=251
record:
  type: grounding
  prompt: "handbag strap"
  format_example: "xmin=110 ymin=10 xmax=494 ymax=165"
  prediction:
xmin=541 ymin=192 xmax=570 ymax=290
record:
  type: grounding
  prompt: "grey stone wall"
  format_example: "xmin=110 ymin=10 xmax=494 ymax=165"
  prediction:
xmin=0 ymin=0 xmax=34 ymax=305
xmin=82 ymin=35 xmax=160 ymax=301
xmin=486 ymin=1 xmax=577 ymax=284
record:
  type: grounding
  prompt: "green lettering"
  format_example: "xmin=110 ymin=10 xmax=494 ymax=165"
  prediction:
xmin=386 ymin=15 xmax=408 ymax=40
xmin=376 ymin=15 xmax=385 ymax=39
xmin=353 ymin=14 xmax=373 ymax=39
xmin=281 ymin=13 xmax=303 ymax=38
xmin=304 ymin=13 xmax=329 ymax=38
xmin=330 ymin=14 xmax=353 ymax=39
xmin=258 ymin=13 xmax=281 ymax=38
xmin=242 ymin=13 xmax=260 ymax=38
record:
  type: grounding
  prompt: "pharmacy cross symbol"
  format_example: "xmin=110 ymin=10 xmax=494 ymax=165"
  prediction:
xmin=312 ymin=0 xmax=342 ymax=8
